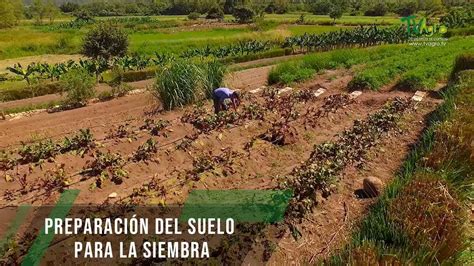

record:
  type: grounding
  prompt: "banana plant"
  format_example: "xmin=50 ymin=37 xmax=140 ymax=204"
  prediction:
xmin=7 ymin=63 xmax=37 ymax=85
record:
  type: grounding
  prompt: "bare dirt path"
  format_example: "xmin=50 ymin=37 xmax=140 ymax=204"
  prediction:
xmin=0 ymin=65 xmax=274 ymax=148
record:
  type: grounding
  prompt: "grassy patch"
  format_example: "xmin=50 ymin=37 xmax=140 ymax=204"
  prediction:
xmin=152 ymin=60 xmax=226 ymax=110
xmin=0 ymin=81 xmax=62 ymax=102
xmin=1 ymin=100 xmax=61 ymax=115
xmin=326 ymin=55 xmax=474 ymax=264
xmin=349 ymin=37 xmax=474 ymax=91
xmin=267 ymin=44 xmax=408 ymax=85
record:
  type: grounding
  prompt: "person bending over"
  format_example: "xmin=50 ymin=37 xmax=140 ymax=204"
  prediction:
xmin=212 ymin=87 xmax=240 ymax=114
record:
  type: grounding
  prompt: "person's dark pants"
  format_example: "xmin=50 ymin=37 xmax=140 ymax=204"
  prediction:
xmin=213 ymin=95 xmax=221 ymax=114
xmin=213 ymin=95 xmax=228 ymax=114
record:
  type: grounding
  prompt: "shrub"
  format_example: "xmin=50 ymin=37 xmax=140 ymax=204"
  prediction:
xmin=60 ymin=68 xmax=96 ymax=105
xmin=206 ymin=7 xmax=224 ymax=20
xmin=109 ymin=66 xmax=125 ymax=87
xmin=396 ymin=1 xmax=418 ymax=16
xmin=233 ymin=7 xmax=255 ymax=24
xmin=451 ymin=53 xmax=474 ymax=79
xmin=347 ymin=73 xmax=381 ymax=91
xmin=440 ymin=9 xmax=474 ymax=28
xmin=112 ymin=83 xmax=133 ymax=97
xmin=97 ymin=90 xmax=114 ymax=102
xmin=82 ymin=22 xmax=129 ymax=60
xmin=73 ymin=9 xmax=93 ymax=21
xmin=310 ymin=0 xmax=332 ymax=15
xmin=121 ymin=68 xmax=156 ymax=82
xmin=444 ymin=26 xmax=474 ymax=38
xmin=188 ymin=12 xmax=200 ymax=20
xmin=364 ymin=3 xmax=387 ymax=16
xmin=329 ymin=6 xmax=343 ymax=22
xmin=0 ymin=82 xmax=62 ymax=102
xmin=60 ymin=2 xmax=79 ymax=13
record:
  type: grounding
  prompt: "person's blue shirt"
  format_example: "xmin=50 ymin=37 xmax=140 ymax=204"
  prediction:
xmin=214 ymin=87 xmax=234 ymax=101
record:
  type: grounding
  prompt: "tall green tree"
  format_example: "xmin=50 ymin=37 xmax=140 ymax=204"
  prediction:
xmin=44 ymin=0 xmax=60 ymax=23
xmin=31 ymin=0 xmax=46 ymax=24
xmin=0 ymin=0 xmax=23 ymax=29
xmin=82 ymin=22 xmax=129 ymax=61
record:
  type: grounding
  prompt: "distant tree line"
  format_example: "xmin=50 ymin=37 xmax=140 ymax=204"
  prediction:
xmin=0 ymin=0 xmax=472 ymax=29
xmin=53 ymin=0 xmax=473 ymax=16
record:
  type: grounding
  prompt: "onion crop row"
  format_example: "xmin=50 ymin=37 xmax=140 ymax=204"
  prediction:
xmin=348 ymin=37 xmax=474 ymax=91
xmin=268 ymin=44 xmax=410 ymax=85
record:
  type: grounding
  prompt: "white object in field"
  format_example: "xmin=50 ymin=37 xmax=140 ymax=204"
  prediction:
xmin=250 ymin=86 xmax=265 ymax=94
xmin=349 ymin=90 xmax=363 ymax=99
xmin=411 ymin=91 xmax=427 ymax=102
xmin=108 ymin=192 xmax=118 ymax=198
xmin=278 ymin=87 xmax=293 ymax=95
xmin=314 ymin=88 xmax=326 ymax=97
xmin=7 ymin=109 xmax=47 ymax=121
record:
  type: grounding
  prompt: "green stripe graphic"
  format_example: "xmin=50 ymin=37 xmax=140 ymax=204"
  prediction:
xmin=181 ymin=190 xmax=292 ymax=223
xmin=0 ymin=205 xmax=32 ymax=249
xmin=21 ymin=190 xmax=80 ymax=266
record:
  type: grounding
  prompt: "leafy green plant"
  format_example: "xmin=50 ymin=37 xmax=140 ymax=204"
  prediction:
xmin=82 ymin=22 xmax=129 ymax=61
xmin=41 ymin=163 xmax=70 ymax=196
xmin=0 ymin=150 xmax=16 ymax=171
xmin=85 ymin=151 xmax=128 ymax=188
xmin=140 ymin=119 xmax=170 ymax=136
xmin=188 ymin=12 xmax=200 ymax=20
xmin=106 ymin=123 xmax=136 ymax=140
xmin=60 ymin=68 xmax=96 ymax=106
xmin=233 ymin=7 xmax=255 ymax=24
xmin=60 ymin=128 xmax=95 ymax=156
xmin=440 ymin=9 xmax=474 ymax=28
xmin=182 ymin=108 xmax=241 ymax=133
xmin=131 ymin=138 xmax=158 ymax=162
xmin=7 ymin=63 xmax=37 ymax=85
xmin=18 ymin=139 xmax=59 ymax=164
xmin=282 ymin=25 xmax=407 ymax=53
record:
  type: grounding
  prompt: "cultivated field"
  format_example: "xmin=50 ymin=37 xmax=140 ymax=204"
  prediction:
xmin=0 ymin=9 xmax=473 ymax=265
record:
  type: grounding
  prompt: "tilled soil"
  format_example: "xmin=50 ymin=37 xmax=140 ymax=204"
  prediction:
xmin=0 ymin=66 xmax=442 ymax=264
